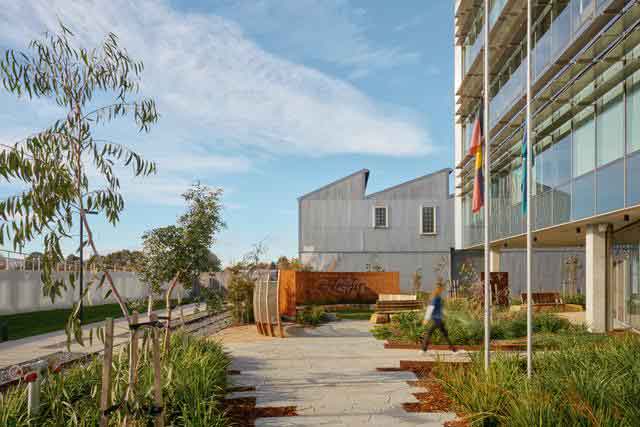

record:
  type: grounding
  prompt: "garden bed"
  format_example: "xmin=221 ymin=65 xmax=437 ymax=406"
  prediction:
xmin=0 ymin=332 xmax=231 ymax=426
xmin=371 ymin=300 xmax=593 ymax=348
xmin=429 ymin=334 xmax=640 ymax=426
xmin=384 ymin=339 xmax=526 ymax=351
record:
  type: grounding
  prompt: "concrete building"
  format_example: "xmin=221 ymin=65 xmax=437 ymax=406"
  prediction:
xmin=454 ymin=0 xmax=640 ymax=331
xmin=298 ymin=169 xmax=455 ymax=292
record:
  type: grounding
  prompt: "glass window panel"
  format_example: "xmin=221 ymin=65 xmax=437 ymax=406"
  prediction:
xmin=626 ymin=151 xmax=640 ymax=206
xmin=573 ymin=108 xmax=595 ymax=177
xmin=374 ymin=207 xmax=387 ymax=228
xmin=552 ymin=3 xmax=571 ymax=59
xmin=555 ymin=131 xmax=572 ymax=185
xmin=573 ymin=0 xmax=595 ymax=34
xmin=534 ymin=138 xmax=551 ymax=194
xmin=511 ymin=163 xmax=522 ymax=205
xmin=573 ymin=172 xmax=595 ymax=219
xmin=627 ymin=74 xmax=640 ymax=153
xmin=534 ymin=190 xmax=553 ymax=230
xmin=542 ymin=144 xmax=556 ymax=189
xmin=596 ymin=160 xmax=624 ymax=214
xmin=422 ymin=206 xmax=436 ymax=234
xmin=554 ymin=183 xmax=571 ymax=225
xmin=597 ymin=85 xmax=624 ymax=166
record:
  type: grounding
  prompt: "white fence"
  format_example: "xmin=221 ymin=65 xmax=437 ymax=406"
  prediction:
xmin=0 ymin=271 xmax=185 ymax=315
xmin=0 ymin=249 xmax=138 ymax=273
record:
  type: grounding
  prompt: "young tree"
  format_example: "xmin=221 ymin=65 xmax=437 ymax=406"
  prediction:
xmin=276 ymin=256 xmax=291 ymax=270
xmin=138 ymin=184 xmax=225 ymax=351
xmin=207 ymin=251 xmax=222 ymax=272
xmin=226 ymin=242 xmax=267 ymax=324
xmin=0 ymin=23 xmax=158 ymax=335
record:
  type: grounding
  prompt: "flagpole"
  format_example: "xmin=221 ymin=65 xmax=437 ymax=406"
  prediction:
xmin=526 ymin=0 xmax=533 ymax=379
xmin=483 ymin=0 xmax=491 ymax=372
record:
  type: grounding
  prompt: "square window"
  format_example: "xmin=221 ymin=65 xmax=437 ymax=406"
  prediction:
xmin=374 ymin=206 xmax=388 ymax=228
xmin=421 ymin=206 xmax=437 ymax=234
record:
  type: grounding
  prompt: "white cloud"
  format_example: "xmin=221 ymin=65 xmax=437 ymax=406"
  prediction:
xmin=217 ymin=0 xmax=422 ymax=78
xmin=0 ymin=0 xmax=431 ymax=158
xmin=152 ymin=151 xmax=252 ymax=174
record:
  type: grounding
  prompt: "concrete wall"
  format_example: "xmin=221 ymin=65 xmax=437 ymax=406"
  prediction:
xmin=0 ymin=271 xmax=186 ymax=315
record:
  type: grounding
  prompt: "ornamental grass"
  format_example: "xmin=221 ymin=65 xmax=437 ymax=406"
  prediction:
xmin=0 ymin=332 xmax=229 ymax=426
xmin=434 ymin=334 xmax=640 ymax=426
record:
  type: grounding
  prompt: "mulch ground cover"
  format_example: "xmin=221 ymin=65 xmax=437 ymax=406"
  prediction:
xmin=377 ymin=360 xmax=470 ymax=427
xmin=227 ymin=385 xmax=256 ymax=393
xmin=224 ymin=397 xmax=297 ymax=427
xmin=384 ymin=340 xmax=526 ymax=351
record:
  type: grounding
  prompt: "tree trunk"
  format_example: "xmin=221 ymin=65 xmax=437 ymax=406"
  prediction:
xmin=82 ymin=213 xmax=131 ymax=323
xmin=147 ymin=293 xmax=153 ymax=318
xmin=163 ymin=274 xmax=180 ymax=355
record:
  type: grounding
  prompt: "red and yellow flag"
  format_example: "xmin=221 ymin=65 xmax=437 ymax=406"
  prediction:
xmin=468 ymin=111 xmax=484 ymax=213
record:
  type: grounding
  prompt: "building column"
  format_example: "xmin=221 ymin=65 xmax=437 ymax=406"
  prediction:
xmin=585 ymin=223 xmax=611 ymax=333
xmin=489 ymin=247 xmax=501 ymax=272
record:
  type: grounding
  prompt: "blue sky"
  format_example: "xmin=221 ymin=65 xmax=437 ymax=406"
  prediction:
xmin=0 ymin=0 xmax=454 ymax=265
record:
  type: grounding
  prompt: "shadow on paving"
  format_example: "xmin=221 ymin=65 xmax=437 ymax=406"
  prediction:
xmin=284 ymin=322 xmax=372 ymax=338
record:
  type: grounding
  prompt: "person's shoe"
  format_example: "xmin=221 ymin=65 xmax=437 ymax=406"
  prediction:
xmin=450 ymin=346 xmax=458 ymax=353
xmin=419 ymin=349 xmax=427 ymax=356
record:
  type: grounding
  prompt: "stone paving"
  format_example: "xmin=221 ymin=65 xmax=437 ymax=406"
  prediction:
xmin=217 ymin=320 xmax=469 ymax=426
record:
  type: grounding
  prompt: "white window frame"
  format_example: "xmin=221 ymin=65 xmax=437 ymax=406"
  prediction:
xmin=372 ymin=205 xmax=389 ymax=228
xmin=420 ymin=205 xmax=437 ymax=235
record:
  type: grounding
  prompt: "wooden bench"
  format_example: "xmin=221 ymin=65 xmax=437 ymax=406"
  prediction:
xmin=521 ymin=292 xmax=565 ymax=312
xmin=373 ymin=295 xmax=423 ymax=323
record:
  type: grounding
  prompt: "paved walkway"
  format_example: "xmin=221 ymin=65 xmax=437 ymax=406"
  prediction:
xmin=0 ymin=303 xmax=201 ymax=371
xmin=217 ymin=320 xmax=469 ymax=426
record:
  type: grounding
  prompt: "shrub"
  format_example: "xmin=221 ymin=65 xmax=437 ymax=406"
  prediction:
xmin=227 ymin=273 xmax=255 ymax=324
xmin=296 ymin=306 xmax=326 ymax=326
xmin=534 ymin=312 xmax=571 ymax=334
xmin=564 ymin=293 xmax=586 ymax=308
xmin=200 ymin=287 xmax=225 ymax=314
xmin=370 ymin=324 xmax=394 ymax=340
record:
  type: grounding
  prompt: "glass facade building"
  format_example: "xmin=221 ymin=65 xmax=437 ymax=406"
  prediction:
xmin=454 ymin=0 xmax=640 ymax=331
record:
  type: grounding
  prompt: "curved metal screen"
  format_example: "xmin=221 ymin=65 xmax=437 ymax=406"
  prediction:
xmin=253 ymin=269 xmax=283 ymax=337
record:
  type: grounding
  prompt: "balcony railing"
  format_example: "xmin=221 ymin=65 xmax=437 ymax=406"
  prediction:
xmin=465 ymin=27 xmax=485 ymax=74
xmin=489 ymin=0 xmax=509 ymax=28
xmin=488 ymin=0 xmax=602 ymax=128
xmin=463 ymin=0 xmax=511 ymax=74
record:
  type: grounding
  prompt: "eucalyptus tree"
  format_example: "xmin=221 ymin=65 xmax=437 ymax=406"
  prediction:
xmin=0 ymin=23 xmax=158 ymax=335
xmin=139 ymin=184 xmax=225 ymax=352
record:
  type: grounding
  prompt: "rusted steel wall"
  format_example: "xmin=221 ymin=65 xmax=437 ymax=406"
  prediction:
xmin=278 ymin=271 xmax=399 ymax=316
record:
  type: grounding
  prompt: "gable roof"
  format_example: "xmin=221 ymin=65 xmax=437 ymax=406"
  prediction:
xmin=365 ymin=168 xmax=452 ymax=199
xmin=298 ymin=169 xmax=370 ymax=201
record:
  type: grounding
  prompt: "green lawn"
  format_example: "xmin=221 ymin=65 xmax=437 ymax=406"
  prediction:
xmin=0 ymin=299 xmax=189 ymax=341
xmin=335 ymin=310 xmax=374 ymax=320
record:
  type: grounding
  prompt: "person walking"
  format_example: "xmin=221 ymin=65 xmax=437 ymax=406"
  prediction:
xmin=420 ymin=283 xmax=456 ymax=354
